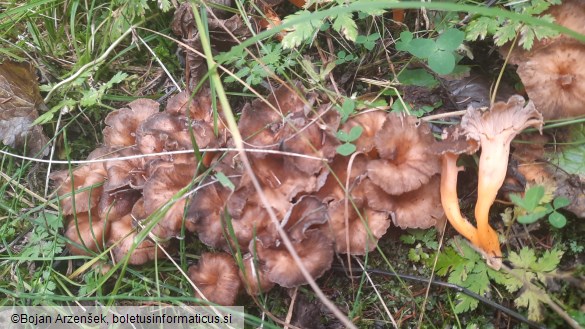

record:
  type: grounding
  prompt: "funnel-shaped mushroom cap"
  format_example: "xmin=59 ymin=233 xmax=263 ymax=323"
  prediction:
xmin=143 ymin=163 xmax=196 ymax=239
xmin=103 ymin=99 xmax=159 ymax=147
xmin=462 ymin=96 xmax=543 ymax=270
xmin=517 ymin=43 xmax=585 ymax=119
xmin=104 ymin=147 xmax=147 ymax=191
xmin=367 ymin=114 xmax=440 ymax=195
xmin=136 ymin=112 xmax=216 ymax=156
xmin=339 ymin=110 xmax=388 ymax=154
xmin=166 ymin=89 xmax=213 ymax=122
xmin=98 ymin=189 xmax=141 ymax=222
xmin=328 ymin=197 xmax=391 ymax=255
xmin=108 ymin=214 xmax=162 ymax=265
xmin=254 ymin=228 xmax=334 ymax=288
xmin=316 ymin=154 xmax=368 ymax=203
xmin=238 ymin=83 xmax=314 ymax=150
xmin=280 ymin=108 xmax=340 ymax=175
xmin=187 ymin=179 xmax=233 ymax=250
xmin=281 ymin=196 xmax=329 ymax=241
xmin=51 ymin=147 xmax=111 ymax=215
xmin=51 ymin=165 xmax=106 ymax=215
xmin=462 ymin=95 xmax=544 ymax=148
xmin=238 ymin=254 xmax=275 ymax=295
xmin=188 ymin=253 xmax=242 ymax=306
xmin=359 ymin=175 xmax=444 ymax=229
xmin=65 ymin=212 xmax=110 ymax=256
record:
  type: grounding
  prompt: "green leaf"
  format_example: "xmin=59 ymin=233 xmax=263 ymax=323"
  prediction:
xmin=215 ymin=172 xmax=235 ymax=191
xmin=517 ymin=210 xmax=548 ymax=224
xmin=509 ymin=247 xmax=537 ymax=268
xmin=282 ymin=11 xmax=321 ymax=49
xmin=515 ymin=288 xmax=547 ymax=321
xmin=551 ymin=124 xmax=585 ymax=174
xmin=396 ymin=69 xmax=439 ymax=88
xmin=548 ymin=211 xmax=567 ymax=228
xmin=346 ymin=125 xmax=363 ymax=142
xmin=400 ymin=234 xmax=416 ymax=244
xmin=336 ymin=98 xmax=356 ymax=123
xmin=493 ymin=23 xmax=518 ymax=47
xmin=336 ymin=142 xmax=356 ymax=156
xmin=553 ymin=196 xmax=571 ymax=209
xmin=390 ymin=99 xmax=412 ymax=114
xmin=465 ymin=16 xmax=500 ymax=41
xmin=532 ymin=248 xmax=563 ymax=272
xmin=105 ymin=71 xmax=128 ymax=89
xmin=408 ymin=38 xmax=437 ymax=58
xmin=436 ymin=28 xmax=464 ymax=51
xmin=395 ymin=31 xmax=413 ymax=51
xmin=428 ymin=50 xmax=456 ymax=75
xmin=332 ymin=12 xmax=358 ymax=42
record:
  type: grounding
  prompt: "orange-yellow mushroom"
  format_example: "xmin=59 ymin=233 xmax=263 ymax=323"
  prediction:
xmin=461 ymin=95 xmax=543 ymax=270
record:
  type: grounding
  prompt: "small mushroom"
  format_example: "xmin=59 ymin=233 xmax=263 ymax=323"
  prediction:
xmin=107 ymin=213 xmax=163 ymax=265
xmin=51 ymin=147 xmax=110 ymax=215
xmin=516 ymin=43 xmax=585 ymax=119
xmin=327 ymin=196 xmax=391 ymax=255
xmin=461 ymin=95 xmax=543 ymax=269
xmin=367 ymin=114 xmax=440 ymax=195
xmin=503 ymin=0 xmax=585 ymax=120
xmin=252 ymin=196 xmax=333 ymax=288
xmin=188 ymin=252 xmax=242 ymax=305
xmin=103 ymin=99 xmax=160 ymax=147
xmin=142 ymin=163 xmax=196 ymax=239
xmin=238 ymin=253 xmax=275 ymax=295
xmin=65 ymin=211 xmax=110 ymax=256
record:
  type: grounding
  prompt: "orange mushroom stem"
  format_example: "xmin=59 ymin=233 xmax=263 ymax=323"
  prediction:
xmin=461 ymin=95 xmax=544 ymax=270
xmin=440 ymin=153 xmax=480 ymax=247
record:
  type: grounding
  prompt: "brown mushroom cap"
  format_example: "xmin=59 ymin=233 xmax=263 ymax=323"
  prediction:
xmin=239 ymin=253 xmax=275 ymax=295
xmin=51 ymin=148 xmax=112 ymax=215
xmin=65 ymin=211 xmax=110 ymax=256
xmin=339 ymin=110 xmax=388 ymax=154
xmin=98 ymin=189 xmax=141 ymax=222
xmin=280 ymin=109 xmax=340 ymax=175
xmin=327 ymin=197 xmax=391 ymax=255
xmin=316 ymin=154 xmax=369 ymax=203
xmin=358 ymin=174 xmax=444 ymax=230
xmin=103 ymin=99 xmax=160 ymax=147
xmin=52 ymin=165 xmax=106 ymax=215
xmin=142 ymin=163 xmax=196 ymax=239
xmin=104 ymin=147 xmax=147 ymax=191
xmin=506 ymin=0 xmax=585 ymax=65
xmin=367 ymin=114 xmax=440 ymax=195
xmin=187 ymin=179 xmax=233 ymax=250
xmin=166 ymin=89 xmax=213 ymax=122
xmin=516 ymin=43 xmax=585 ymax=119
xmin=136 ymin=112 xmax=216 ymax=157
xmin=462 ymin=95 xmax=544 ymax=145
xmin=107 ymin=214 xmax=162 ymax=265
xmin=188 ymin=252 xmax=242 ymax=306
xmin=254 ymin=228 xmax=333 ymax=288
xmin=238 ymin=83 xmax=315 ymax=150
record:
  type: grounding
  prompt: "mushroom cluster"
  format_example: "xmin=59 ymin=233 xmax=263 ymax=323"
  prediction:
xmin=436 ymin=95 xmax=543 ymax=270
xmin=504 ymin=0 xmax=585 ymax=120
xmin=52 ymin=90 xmax=225 ymax=265
xmin=53 ymin=83 xmax=447 ymax=305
